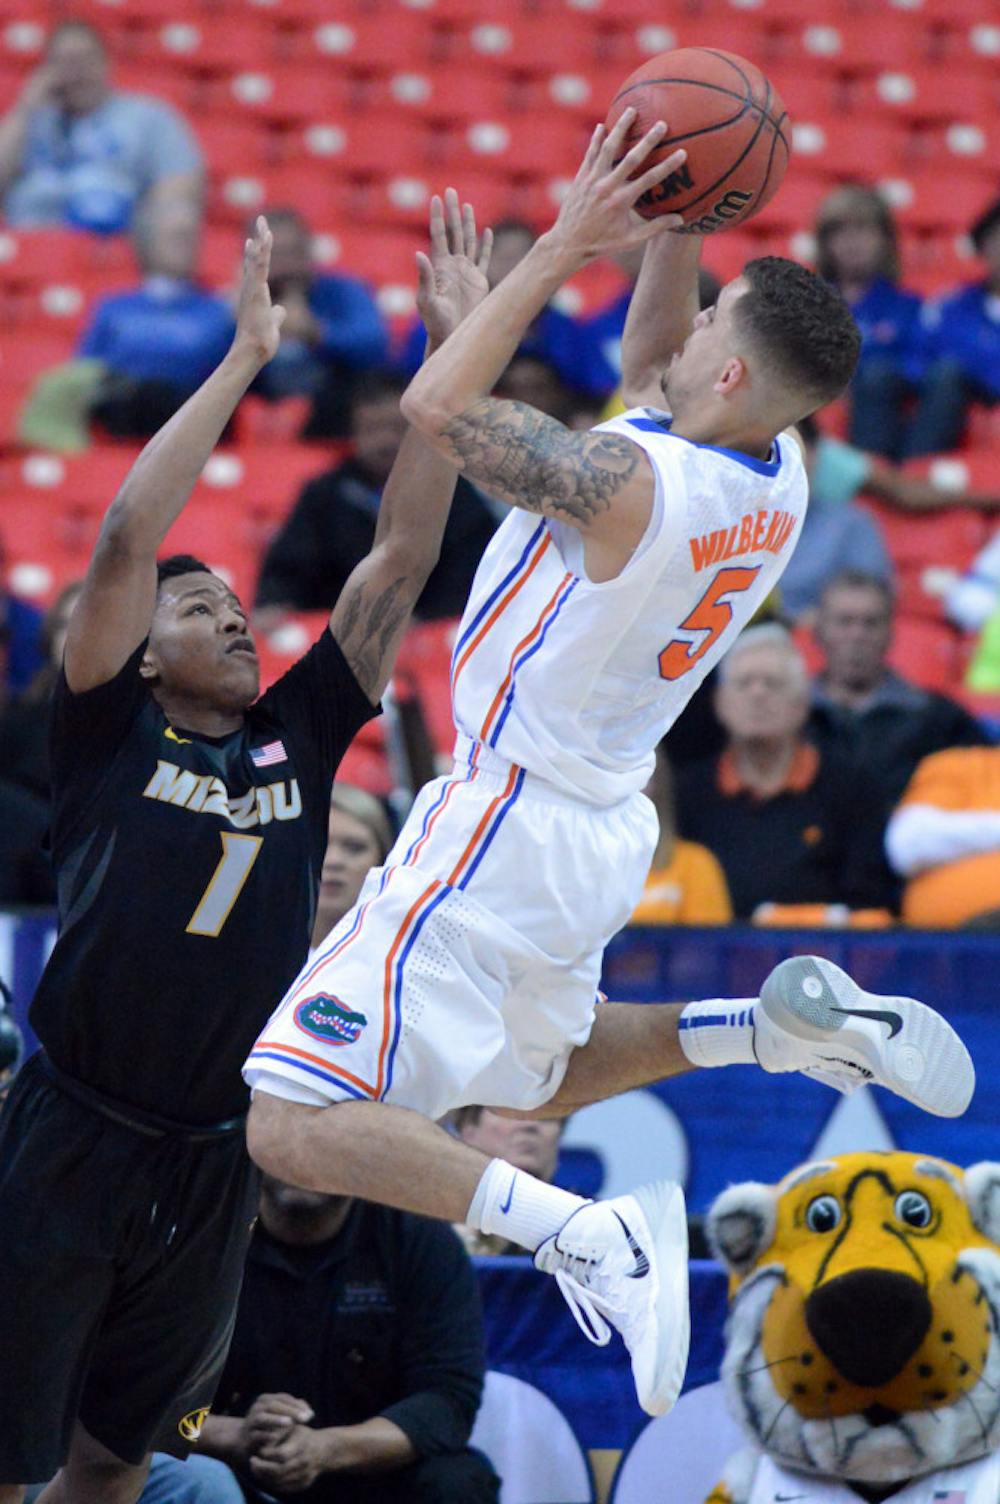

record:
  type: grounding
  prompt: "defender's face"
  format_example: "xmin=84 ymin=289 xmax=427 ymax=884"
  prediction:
xmin=351 ymin=396 xmax=407 ymax=485
xmin=661 ymin=278 xmax=748 ymax=414
xmin=145 ymin=572 xmax=259 ymax=710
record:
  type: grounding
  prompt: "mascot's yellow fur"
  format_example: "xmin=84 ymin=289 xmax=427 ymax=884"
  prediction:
xmin=703 ymin=1151 xmax=1000 ymax=1504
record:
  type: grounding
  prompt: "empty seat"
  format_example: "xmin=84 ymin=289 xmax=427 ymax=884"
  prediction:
xmin=790 ymin=118 xmax=910 ymax=179
xmin=438 ymin=115 xmax=587 ymax=179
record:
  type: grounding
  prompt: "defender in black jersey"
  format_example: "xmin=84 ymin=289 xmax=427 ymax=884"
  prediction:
xmin=0 ymin=201 xmax=494 ymax=1501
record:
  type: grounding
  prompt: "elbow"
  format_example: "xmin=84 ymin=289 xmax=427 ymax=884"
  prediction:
xmin=400 ymin=380 xmax=452 ymax=440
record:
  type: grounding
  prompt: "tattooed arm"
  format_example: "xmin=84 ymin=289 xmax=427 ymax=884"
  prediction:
xmin=329 ymin=191 xmax=492 ymax=704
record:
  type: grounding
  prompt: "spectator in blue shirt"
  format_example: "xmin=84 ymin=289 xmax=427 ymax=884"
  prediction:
xmin=255 ymin=206 xmax=388 ymax=438
xmin=916 ymin=194 xmax=1000 ymax=453
xmin=815 ymin=185 xmax=928 ymax=459
xmin=78 ymin=199 xmax=235 ymax=435
xmin=780 ymin=414 xmax=893 ymax=621
xmin=395 ymin=219 xmax=586 ymax=392
xmin=578 ymin=262 xmax=722 ymax=402
xmin=0 ymin=20 xmax=203 ymax=234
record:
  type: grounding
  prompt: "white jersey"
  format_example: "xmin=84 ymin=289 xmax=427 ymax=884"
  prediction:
xmin=450 ymin=408 xmax=808 ymax=805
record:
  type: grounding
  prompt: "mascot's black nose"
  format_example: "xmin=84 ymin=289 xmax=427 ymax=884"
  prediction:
xmin=805 ymin=1269 xmax=932 ymax=1388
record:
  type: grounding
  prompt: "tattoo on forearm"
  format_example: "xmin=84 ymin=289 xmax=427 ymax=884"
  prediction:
xmin=338 ymin=574 xmax=411 ymax=700
xmin=440 ymin=400 xmax=640 ymax=525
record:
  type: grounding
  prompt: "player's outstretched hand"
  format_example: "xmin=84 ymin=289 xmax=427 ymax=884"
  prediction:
xmin=233 ymin=215 xmax=287 ymax=369
xmin=548 ymin=108 xmax=686 ymax=263
xmin=415 ymin=186 xmax=493 ymax=350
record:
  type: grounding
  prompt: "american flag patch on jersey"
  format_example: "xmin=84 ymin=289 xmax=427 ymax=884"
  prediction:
xmin=250 ymin=739 xmax=287 ymax=768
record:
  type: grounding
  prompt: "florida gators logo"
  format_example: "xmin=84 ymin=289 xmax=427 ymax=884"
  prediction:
xmin=295 ymin=994 xmax=367 ymax=1047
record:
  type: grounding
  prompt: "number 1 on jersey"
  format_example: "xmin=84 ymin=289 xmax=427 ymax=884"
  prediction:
xmin=187 ymin=831 xmax=263 ymax=937
xmin=658 ymin=565 xmax=761 ymax=682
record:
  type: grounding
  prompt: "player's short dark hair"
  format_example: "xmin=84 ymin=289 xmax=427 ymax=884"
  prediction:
xmin=736 ymin=257 xmax=862 ymax=409
xmin=156 ymin=554 xmax=213 ymax=589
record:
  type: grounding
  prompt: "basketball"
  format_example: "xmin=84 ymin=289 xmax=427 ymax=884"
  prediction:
xmin=605 ymin=48 xmax=789 ymax=232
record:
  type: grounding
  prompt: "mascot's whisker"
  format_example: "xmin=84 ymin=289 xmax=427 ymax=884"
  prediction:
xmin=762 ymin=1396 xmax=793 ymax=1447
xmin=957 ymin=1384 xmax=990 ymax=1445
xmin=950 ymin=1348 xmax=998 ymax=1393
xmin=739 ymin=1353 xmax=803 ymax=1378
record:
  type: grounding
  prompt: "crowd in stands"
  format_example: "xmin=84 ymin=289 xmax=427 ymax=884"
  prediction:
xmin=2 ymin=8 xmax=1000 ymax=932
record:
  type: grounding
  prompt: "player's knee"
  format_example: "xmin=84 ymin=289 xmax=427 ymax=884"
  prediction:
xmin=246 ymin=1088 xmax=334 ymax=1187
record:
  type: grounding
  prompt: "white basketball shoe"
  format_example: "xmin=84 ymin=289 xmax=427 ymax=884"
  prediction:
xmin=534 ymin=1180 xmax=689 ymax=1417
xmin=754 ymin=955 xmax=974 ymax=1117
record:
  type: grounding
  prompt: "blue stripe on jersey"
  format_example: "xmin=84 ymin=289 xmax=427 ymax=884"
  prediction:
xmin=451 ymin=519 xmax=547 ymax=666
xmin=401 ymin=778 xmax=453 ymax=866
xmin=457 ymin=766 xmax=525 ymax=891
xmin=488 ymin=578 xmax=578 ymax=747
xmin=248 ymin=1049 xmax=370 ymax=1101
xmin=626 ymin=417 xmax=782 ymax=478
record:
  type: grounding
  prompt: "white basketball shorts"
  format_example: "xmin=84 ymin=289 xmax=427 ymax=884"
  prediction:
xmin=244 ymin=741 xmax=657 ymax=1121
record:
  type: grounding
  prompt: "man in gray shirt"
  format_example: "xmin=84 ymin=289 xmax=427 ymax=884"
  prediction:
xmin=0 ymin=19 xmax=203 ymax=234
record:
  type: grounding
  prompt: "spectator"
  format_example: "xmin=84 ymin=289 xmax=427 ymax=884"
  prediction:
xmin=312 ymin=785 xmax=393 ymax=950
xmin=676 ymin=624 xmax=894 ymax=918
xmin=253 ymin=207 xmax=388 ymax=438
xmin=0 ymin=19 xmax=203 ymax=234
xmin=815 ymin=185 xmax=928 ymax=459
xmin=0 ymin=581 xmax=81 ymax=800
xmin=778 ymin=414 xmax=893 ymax=622
xmin=395 ymin=218 xmax=584 ymax=395
xmin=452 ymin=1108 xmax=566 ymax=1255
xmin=631 ymin=745 xmax=732 ymax=924
xmin=917 ymin=194 xmax=1000 ymax=453
xmin=886 ymin=747 xmax=1000 ymax=928
xmin=808 ymin=570 xmax=987 ymax=815
xmin=191 ymin=1175 xmax=499 ymax=1503
xmin=78 ymin=199 xmax=235 ymax=437
xmin=0 ymin=576 xmax=44 ymax=712
xmin=493 ymin=352 xmax=599 ymax=433
xmin=254 ymin=372 xmax=496 ymax=623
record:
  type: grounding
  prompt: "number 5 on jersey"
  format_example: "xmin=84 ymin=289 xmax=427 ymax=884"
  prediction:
xmin=658 ymin=565 xmax=761 ymax=682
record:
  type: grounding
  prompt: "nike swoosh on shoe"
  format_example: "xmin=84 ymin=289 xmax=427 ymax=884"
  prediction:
xmin=829 ymin=1004 xmax=903 ymax=1038
xmin=613 ymin=1211 xmax=650 ymax=1279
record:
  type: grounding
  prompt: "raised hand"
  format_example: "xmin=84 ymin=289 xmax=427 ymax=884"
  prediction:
xmin=415 ymin=187 xmax=493 ymax=351
xmin=547 ymin=108 xmax=687 ymax=264
xmin=233 ymin=215 xmax=286 ymax=369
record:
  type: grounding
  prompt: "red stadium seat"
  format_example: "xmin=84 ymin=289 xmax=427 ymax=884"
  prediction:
xmin=861 ymin=67 xmax=995 ymax=124
xmin=743 ymin=174 xmax=829 ymax=236
xmin=0 ymin=17 xmax=46 ymax=70
xmin=357 ymin=170 xmax=519 ymax=232
xmin=941 ymin=21 xmax=1000 ymax=74
xmin=905 ymin=451 xmax=1000 ymax=501
xmin=114 ymin=62 xmax=201 ymax=114
xmin=878 ymin=172 xmax=992 ymax=233
xmin=790 ymin=119 xmax=910 ymax=180
xmin=0 ymin=227 xmax=95 ymax=288
xmin=887 ymin=615 xmax=963 ymax=695
xmin=363 ymin=67 xmax=512 ymax=124
xmin=771 ymin=16 xmax=933 ymax=75
xmin=446 ymin=14 xmax=597 ymax=75
xmin=0 ymin=495 xmax=98 ymax=605
xmin=200 ymin=119 xmax=276 ymax=179
xmin=192 ymin=444 xmax=335 ymax=527
xmin=208 ymin=65 xmax=348 ymax=126
xmin=924 ymin=119 xmax=1000 ymax=179
xmin=296 ymin=113 xmax=434 ymax=179
xmin=289 ymin=12 xmax=437 ymax=73
xmin=438 ymin=115 xmax=587 ymax=180
xmin=764 ymin=71 xmax=845 ymax=124
xmin=131 ymin=15 xmax=281 ymax=76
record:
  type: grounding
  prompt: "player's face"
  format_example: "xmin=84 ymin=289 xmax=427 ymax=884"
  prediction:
xmin=458 ymin=1110 xmax=563 ymax=1183
xmin=716 ymin=645 xmax=808 ymax=743
xmin=146 ymin=573 xmax=259 ymax=711
xmin=318 ymin=807 xmax=383 ymax=927
xmin=815 ymin=584 xmax=892 ymax=689
xmin=661 ymin=279 xmax=747 ymax=414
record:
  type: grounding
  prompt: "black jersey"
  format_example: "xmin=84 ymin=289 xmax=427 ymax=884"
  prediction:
xmin=30 ymin=628 xmax=376 ymax=1124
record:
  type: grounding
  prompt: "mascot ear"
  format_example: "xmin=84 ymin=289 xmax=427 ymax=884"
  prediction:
xmin=707 ymin=1182 xmax=778 ymax=1276
xmin=965 ymin=1163 xmax=1000 ymax=1244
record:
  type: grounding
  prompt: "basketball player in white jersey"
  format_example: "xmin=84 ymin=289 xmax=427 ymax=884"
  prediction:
xmin=245 ymin=116 xmax=974 ymax=1417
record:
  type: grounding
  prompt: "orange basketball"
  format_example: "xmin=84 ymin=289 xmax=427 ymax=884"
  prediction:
xmin=605 ymin=48 xmax=790 ymax=232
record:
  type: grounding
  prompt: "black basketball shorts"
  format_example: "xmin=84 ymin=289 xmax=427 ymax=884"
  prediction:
xmin=0 ymin=1054 xmax=259 ymax=1480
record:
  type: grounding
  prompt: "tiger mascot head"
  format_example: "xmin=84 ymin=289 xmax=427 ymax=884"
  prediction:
xmin=706 ymin=1151 xmax=1000 ymax=1493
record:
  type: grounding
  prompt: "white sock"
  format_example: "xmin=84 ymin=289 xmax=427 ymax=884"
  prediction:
xmin=678 ymin=998 xmax=758 ymax=1069
xmin=467 ymin=1158 xmax=588 ymax=1253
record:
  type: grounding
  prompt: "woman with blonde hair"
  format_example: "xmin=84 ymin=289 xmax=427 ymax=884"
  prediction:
xmin=311 ymin=784 xmax=394 ymax=949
